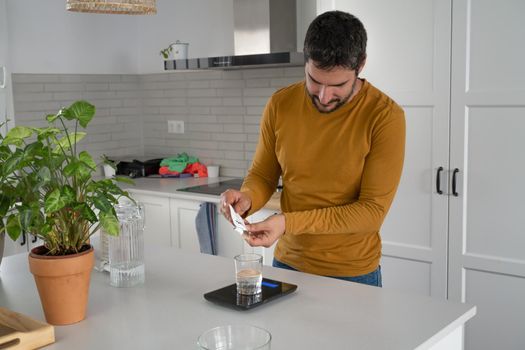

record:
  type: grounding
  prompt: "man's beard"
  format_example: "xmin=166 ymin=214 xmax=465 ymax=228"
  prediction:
xmin=309 ymin=92 xmax=352 ymax=114
xmin=307 ymin=78 xmax=358 ymax=114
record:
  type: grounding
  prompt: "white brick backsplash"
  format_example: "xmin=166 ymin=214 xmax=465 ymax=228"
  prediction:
xmin=243 ymin=88 xmax=277 ymax=97
xmin=187 ymin=89 xmax=217 ymax=97
xmin=271 ymin=77 xmax=303 ymax=87
xmin=13 ymin=66 xmax=304 ymax=175
xmin=188 ymin=97 xmax=222 ymax=106
xmin=217 ymin=115 xmax=243 ymax=124
xmin=13 ymin=84 xmax=44 ymax=93
xmin=44 ymin=83 xmax=84 ymax=92
xmin=244 ymin=116 xmax=261 ymax=124
xmin=216 ymin=88 xmax=242 ymax=97
xmin=246 ymin=79 xmax=271 ymax=87
xmin=243 ymin=68 xmax=284 ymax=79
xmin=189 ymin=140 xmax=219 ymax=149
xmin=222 ymin=97 xmax=243 ymax=106
xmin=246 ymin=106 xmax=265 ymax=115
xmin=14 ymin=93 xmax=53 ymax=102
xmin=210 ymin=106 xmax=244 ymax=115
xmin=211 ymin=133 xmax=247 ymax=142
xmin=189 ymin=115 xmax=217 ymax=123
xmin=188 ymin=123 xmax=223 ymax=133
xmin=13 ymin=75 xmax=60 ymax=83
xmin=210 ymin=80 xmax=245 ymax=88
xmin=243 ymin=97 xmax=269 ymax=106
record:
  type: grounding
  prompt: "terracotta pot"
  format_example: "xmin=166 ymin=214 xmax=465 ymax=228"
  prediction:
xmin=28 ymin=245 xmax=94 ymax=325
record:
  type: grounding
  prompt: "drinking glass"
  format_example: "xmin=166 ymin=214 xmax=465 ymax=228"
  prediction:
xmin=234 ymin=253 xmax=263 ymax=295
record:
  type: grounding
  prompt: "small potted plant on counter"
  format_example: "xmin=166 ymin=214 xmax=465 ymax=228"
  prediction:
xmin=0 ymin=100 xmax=133 ymax=325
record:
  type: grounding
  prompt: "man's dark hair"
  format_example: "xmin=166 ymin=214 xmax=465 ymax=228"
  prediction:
xmin=303 ymin=11 xmax=367 ymax=71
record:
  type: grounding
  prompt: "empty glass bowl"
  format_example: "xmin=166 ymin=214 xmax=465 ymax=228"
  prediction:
xmin=197 ymin=324 xmax=271 ymax=350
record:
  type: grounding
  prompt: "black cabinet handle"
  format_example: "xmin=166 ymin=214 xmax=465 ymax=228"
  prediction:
xmin=452 ymin=168 xmax=459 ymax=197
xmin=31 ymin=234 xmax=37 ymax=243
xmin=436 ymin=167 xmax=444 ymax=195
xmin=20 ymin=232 xmax=26 ymax=246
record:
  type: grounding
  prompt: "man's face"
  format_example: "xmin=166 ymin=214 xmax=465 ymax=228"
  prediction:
xmin=305 ymin=61 xmax=358 ymax=114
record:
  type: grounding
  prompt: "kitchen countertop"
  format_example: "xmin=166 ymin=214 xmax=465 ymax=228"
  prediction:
xmin=123 ymin=176 xmax=282 ymax=211
xmin=0 ymin=245 xmax=476 ymax=349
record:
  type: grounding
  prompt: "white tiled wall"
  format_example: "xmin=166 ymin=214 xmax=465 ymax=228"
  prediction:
xmin=11 ymin=66 xmax=305 ymax=177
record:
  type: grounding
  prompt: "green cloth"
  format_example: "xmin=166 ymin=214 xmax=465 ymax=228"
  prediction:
xmin=160 ymin=153 xmax=199 ymax=172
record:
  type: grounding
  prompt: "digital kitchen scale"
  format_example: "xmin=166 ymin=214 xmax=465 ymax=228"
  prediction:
xmin=204 ymin=278 xmax=297 ymax=311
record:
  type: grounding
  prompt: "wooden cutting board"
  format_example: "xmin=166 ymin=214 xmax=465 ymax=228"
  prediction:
xmin=0 ymin=307 xmax=54 ymax=349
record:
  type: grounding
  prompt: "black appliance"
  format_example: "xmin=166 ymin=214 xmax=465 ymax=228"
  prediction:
xmin=176 ymin=178 xmax=244 ymax=196
xmin=115 ymin=158 xmax=163 ymax=178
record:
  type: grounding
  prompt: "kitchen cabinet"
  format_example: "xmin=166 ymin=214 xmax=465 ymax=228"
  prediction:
xmin=329 ymin=0 xmax=525 ymax=348
xmin=130 ymin=190 xmax=276 ymax=263
xmin=128 ymin=192 xmax=171 ymax=247
xmin=446 ymin=1 xmax=525 ymax=349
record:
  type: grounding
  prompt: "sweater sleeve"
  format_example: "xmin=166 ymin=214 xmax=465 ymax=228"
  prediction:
xmin=241 ymin=98 xmax=282 ymax=215
xmin=284 ymin=106 xmax=406 ymax=235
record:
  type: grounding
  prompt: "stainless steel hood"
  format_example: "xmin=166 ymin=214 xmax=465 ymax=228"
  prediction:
xmin=164 ymin=0 xmax=304 ymax=70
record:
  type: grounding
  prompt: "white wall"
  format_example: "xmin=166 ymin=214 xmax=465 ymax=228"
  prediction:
xmin=137 ymin=0 xmax=235 ymax=74
xmin=5 ymin=0 xmax=236 ymax=75
xmin=7 ymin=0 xmax=139 ymax=74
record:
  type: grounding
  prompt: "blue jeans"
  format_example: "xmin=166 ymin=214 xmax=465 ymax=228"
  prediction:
xmin=272 ymin=258 xmax=382 ymax=287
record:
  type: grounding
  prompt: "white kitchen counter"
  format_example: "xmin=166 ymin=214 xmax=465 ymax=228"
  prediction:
xmin=122 ymin=176 xmax=235 ymax=202
xmin=0 ymin=245 xmax=476 ymax=349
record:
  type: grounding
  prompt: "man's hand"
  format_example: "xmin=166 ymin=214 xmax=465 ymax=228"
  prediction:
xmin=219 ymin=189 xmax=252 ymax=225
xmin=244 ymin=214 xmax=285 ymax=248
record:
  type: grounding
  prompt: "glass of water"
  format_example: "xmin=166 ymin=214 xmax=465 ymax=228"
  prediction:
xmin=109 ymin=198 xmax=145 ymax=287
xmin=197 ymin=325 xmax=271 ymax=350
xmin=234 ymin=253 xmax=263 ymax=295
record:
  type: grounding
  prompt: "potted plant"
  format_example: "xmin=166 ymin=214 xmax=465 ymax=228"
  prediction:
xmin=0 ymin=101 xmax=133 ymax=325
xmin=159 ymin=40 xmax=189 ymax=60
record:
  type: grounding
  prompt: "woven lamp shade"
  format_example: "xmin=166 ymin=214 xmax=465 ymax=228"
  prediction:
xmin=66 ymin=0 xmax=156 ymax=15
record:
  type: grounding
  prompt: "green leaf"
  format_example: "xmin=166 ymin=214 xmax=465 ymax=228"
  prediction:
xmin=100 ymin=212 xmax=120 ymax=236
xmin=79 ymin=151 xmax=96 ymax=170
xmin=69 ymin=101 xmax=95 ymax=128
xmin=44 ymin=188 xmax=67 ymax=213
xmin=0 ymin=194 xmax=11 ymax=216
xmin=3 ymin=151 xmax=23 ymax=175
xmin=64 ymin=160 xmax=81 ymax=177
xmin=54 ymin=132 xmax=86 ymax=152
xmin=6 ymin=214 xmax=22 ymax=241
xmin=75 ymin=203 xmax=97 ymax=223
xmin=62 ymin=185 xmax=76 ymax=204
xmin=37 ymin=167 xmax=52 ymax=183
xmin=19 ymin=207 xmax=33 ymax=231
xmin=92 ymin=194 xmax=112 ymax=212
xmin=2 ymin=126 xmax=33 ymax=146
xmin=46 ymin=113 xmax=59 ymax=123
xmin=114 ymin=176 xmax=135 ymax=185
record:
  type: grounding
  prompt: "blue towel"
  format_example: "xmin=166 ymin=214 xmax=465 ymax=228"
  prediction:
xmin=195 ymin=202 xmax=217 ymax=255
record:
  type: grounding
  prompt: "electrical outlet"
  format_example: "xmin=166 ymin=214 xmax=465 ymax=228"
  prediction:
xmin=168 ymin=120 xmax=184 ymax=134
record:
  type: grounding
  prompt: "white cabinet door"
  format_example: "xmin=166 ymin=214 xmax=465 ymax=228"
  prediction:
xmin=448 ymin=1 xmax=525 ymax=349
xmin=216 ymin=213 xmax=244 ymax=259
xmin=169 ymin=198 xmax=201 ymax=253
xmin=2 ymin=233 xmax=27 ymax=256
xmin=332 ymin=0 xmax=452 ymax=298
xmin=129 ymin=192 xmax=171 ymax=247
xmin=246 ymin=208 xmax=279 ymax=266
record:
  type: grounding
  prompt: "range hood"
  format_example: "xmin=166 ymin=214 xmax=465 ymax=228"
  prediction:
xmin=164 ymin=0 xmax=304 ymax=70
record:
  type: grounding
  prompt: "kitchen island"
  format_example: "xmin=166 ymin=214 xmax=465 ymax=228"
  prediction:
xmin=0 ymin=245 xmax=475 ymax=349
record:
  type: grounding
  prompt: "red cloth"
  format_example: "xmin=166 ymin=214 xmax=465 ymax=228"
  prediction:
xmin=183 ymin=162 xmax=208 ymax=177
xmin=159 ymin=166 xmax=179 ymax=176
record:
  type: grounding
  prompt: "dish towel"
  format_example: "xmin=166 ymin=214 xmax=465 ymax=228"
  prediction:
xmin=195 ymin=202 xmax=217 ymax=255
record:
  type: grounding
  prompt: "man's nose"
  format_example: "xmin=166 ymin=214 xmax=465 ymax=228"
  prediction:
xmin=318 ymin=85 xmax=334 ymax=104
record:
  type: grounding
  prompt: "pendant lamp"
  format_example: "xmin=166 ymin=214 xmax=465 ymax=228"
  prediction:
xmin=66 ymin=0 xmax=156 ymax=15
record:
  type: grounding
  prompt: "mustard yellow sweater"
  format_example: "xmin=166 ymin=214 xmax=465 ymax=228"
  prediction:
xmin=241 ymin=80 xmax=405 ymax=277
